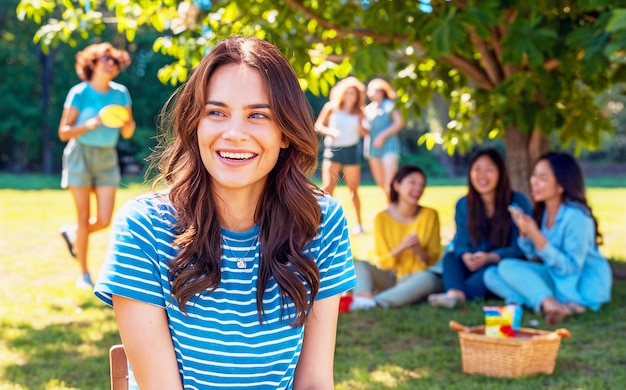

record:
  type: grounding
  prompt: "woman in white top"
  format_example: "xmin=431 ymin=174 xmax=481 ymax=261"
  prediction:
xmin=315 ymin=77 xmax=368 ymax=234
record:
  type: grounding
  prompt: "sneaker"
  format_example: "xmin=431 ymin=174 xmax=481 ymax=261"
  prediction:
xmin=76 ymin=273 xmax=94 ymax=289
xmin=428 ymin=293 xmax=462 ymax=309
xmin=349 ymin=295 xmax=377 ymax=311
xmin=351 ymin=224 xmax=364 ymax=235
xmin=60 ymin=224 xmax=77 ymax=258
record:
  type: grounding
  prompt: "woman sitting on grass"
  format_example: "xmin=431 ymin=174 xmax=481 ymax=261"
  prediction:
xmin=350 ymin=165 xmax=443 ymax=310
xmin=484 ymin=152 xmax=612 ymax=325
xmin=428 ymin=148 xmax=532 ymax=309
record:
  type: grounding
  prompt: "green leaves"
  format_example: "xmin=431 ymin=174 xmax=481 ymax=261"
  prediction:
xmin=502 ymin=17 xmax=558 ymax=67
xmin=421 ymin=7 xmax=467 ymax=57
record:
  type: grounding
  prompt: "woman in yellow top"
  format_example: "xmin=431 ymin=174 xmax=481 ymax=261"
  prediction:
xmin=351 ymin=165 xmax=443 ymax=309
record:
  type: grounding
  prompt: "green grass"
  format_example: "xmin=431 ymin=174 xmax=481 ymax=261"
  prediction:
xmin=1 ymin=176 xmax=625 ymax=389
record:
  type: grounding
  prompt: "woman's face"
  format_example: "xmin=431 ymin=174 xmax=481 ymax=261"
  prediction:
xmin=93 ymin=54 xmax=119 ymax=80
xmin=469 ymin=155 xmax=500 ymax=197
xmin=342 ymin=87 xmax=359 ymax=109
xmin=197 ymin=63 xmax=288 ymax=197
xmin=366 ymin=85 xmax=383 ymax=102
xmin=394 ymin=172 xmax=426 ymax=204
xmin=530 ymin=159 xmax=562 ymax=203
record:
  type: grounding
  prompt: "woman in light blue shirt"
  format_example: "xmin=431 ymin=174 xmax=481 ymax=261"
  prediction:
xmin=484 ymin=152 xmax=612 ymax=325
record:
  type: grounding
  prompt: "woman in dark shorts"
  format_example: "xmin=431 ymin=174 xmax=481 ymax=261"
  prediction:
xmin=315 ymin=77 xmax=368 ymax=234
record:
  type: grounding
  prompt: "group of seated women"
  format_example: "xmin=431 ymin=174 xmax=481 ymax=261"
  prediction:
xmin=349 ymin=148 xmax=613 ymax=325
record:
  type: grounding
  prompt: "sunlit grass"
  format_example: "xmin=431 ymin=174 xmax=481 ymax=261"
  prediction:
xmin=0 ymin=178 xmax=624 ymax=389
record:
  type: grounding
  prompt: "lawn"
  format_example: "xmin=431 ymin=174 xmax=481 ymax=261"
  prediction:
xmin=0 ymin=176 xmax=624 ymax=389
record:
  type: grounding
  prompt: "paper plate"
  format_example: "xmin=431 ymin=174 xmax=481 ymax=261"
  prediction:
xmin=99 ymin=105 xmax=129 ymax=128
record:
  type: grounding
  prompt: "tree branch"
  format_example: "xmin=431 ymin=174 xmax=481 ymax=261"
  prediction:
xmin=439 ymin=55 xmax=494 ymax=90
xmin=468 ymin=27 xmax=502 ymax=85
xmin=282 ymin=0 xmax=402 ymax=43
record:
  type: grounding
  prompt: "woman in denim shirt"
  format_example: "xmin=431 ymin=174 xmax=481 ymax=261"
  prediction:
xmin=484 ymin=152 xmax=612 ymax=325
xmin=428 ymin=149 xmax=531 ymax=308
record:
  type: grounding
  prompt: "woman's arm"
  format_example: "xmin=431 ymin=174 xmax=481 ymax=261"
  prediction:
xmin=535 ymin=208 xmax=593 ymax=275
xmin=113 ymin=295 xmax=183 ymax=390
xmin=373 ymin=213 xmax=401 ymax=269
xmin=372 ymin=106 xmax=404 ymax=148
xmin=421 ymin=210 xmax=442 ymax=266
xmin=314 ymin=103 xmax=339 ymax=137
xmin=58 ymin=106 xmax=100 ymax=141
xmin=452 ymin=198 xmax=473 ymax=256
xmin=293 ymin=295 xmax=340 ymax=390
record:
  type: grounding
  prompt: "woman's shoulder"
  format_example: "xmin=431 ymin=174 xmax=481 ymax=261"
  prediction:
xmin=559 ymin=201 xmax=592 ymax=221
xmin=118 ymin=192 xmax=177 ymax=227
xmin=419 ymin=205 xmax=439 ymax=218
xmin=108 ymin=80 xmax=130 ymax=93
xmin=317 ymin=193 xmax=341 ymax=215
xmin=67 ymin=81 xmax=89 ymax=95
xmin=455 ymin=195 xmax=468 ymax=208
xmin=511 ymin=191 xmax=532 ymax=211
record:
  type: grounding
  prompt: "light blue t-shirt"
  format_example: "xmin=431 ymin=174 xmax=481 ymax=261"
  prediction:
xmin=94 ymin=193 xmax=357 ymax=389
xmin=364 ymin=98 xmax=401 ymax=158
xmin=518 ymin=201 xmax=612 ymax=310
xmin=64 ymin=81 xmax=131 ymax=147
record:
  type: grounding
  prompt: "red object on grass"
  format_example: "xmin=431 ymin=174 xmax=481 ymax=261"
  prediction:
xmin=339 ymin=294 xmax=354 ymax=313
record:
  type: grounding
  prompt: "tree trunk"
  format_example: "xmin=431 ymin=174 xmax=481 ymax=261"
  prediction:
xmin=528 ymin=129 xmax=549 ymax=168
xmin=504 ymin=126 xmax=531 ymax=198
xmin=39 ymin=47 xmax=55 ymax=174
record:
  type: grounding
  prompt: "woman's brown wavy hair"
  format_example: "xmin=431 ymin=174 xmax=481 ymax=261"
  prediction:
xmin=466 ymin=148 xmax=513 ymax=247
xmin=151 ymin=36 xmax=322 ymax=327
xmin=74 ymin=42 xmax=131 ymax=81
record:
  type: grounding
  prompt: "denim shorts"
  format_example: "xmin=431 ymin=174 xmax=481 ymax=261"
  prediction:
xmin=323 ymin=144 xmax=360 ymax=165
xmin=61 ymin=140 xmax=120 ymax=188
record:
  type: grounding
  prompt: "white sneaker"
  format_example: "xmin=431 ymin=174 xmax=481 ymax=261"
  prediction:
xmin=76 ymin=273 xmax=94 ymax=289
xmin=349 ymin=295 xmax=377 ymax=311
xmin=351 ymin=224 xmax=364 ymax=235
xmin=428 ymin=293 xmax=462 ymax=309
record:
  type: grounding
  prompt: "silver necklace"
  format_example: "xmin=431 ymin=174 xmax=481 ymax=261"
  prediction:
xmin=222 ymin=235 xmax=259 ymax=269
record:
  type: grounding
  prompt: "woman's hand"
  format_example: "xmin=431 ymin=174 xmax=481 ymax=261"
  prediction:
xmin=395 ymin=233 xmax=419 ymax=253
xmin=373 ymin=133 xmax=386 ymax=149
xmin=85 ymin=116 xmax=101 ymax=131
xmin=461 ymin=252 xmax=497 ymax=271
xmin=512 ymin=212 xmax=539 ymax=237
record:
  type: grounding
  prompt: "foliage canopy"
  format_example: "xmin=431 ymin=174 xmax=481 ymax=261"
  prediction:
xmin=15 ymin=0 xmax=626 ymax=189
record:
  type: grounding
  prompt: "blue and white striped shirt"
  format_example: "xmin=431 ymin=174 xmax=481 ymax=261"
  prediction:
xmin=94 ymin=192 xmax=357 ymax=389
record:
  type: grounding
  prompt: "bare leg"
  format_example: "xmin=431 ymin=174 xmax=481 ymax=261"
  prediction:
xmin=321 ymin=160 xmax=342 ymax=196
xmin=342 ymin=164 xmax=363 ymax=227
xmin=368 ymin=157 xmax=386 ymax=199
xmin=68 ymin=186 xmax=92 ymax=275
xmin=381 ymin=153 xmax=399 ymax=201
xmin=92 ymin=185 xmax=117 ymax=233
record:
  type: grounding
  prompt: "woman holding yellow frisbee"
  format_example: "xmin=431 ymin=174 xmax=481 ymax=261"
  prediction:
xmin=58 ymin=42 xmax=135 ymax=288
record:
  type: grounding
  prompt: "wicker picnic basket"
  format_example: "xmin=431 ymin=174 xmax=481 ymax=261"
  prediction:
xmin=449 ymin=320 xmax=571 ymax=378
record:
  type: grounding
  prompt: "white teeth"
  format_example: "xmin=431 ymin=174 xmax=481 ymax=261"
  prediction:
xmin=219 ymin=151 xmax=254 ymax=160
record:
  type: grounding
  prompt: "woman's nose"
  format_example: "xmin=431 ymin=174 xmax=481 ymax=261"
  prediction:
xmin=222 ymin=118 xmax=249 ymax=140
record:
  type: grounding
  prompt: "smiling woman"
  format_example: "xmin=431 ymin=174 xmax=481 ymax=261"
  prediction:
xmin=427 ymin=148 xmax=532 ymax=309
xmin=93 ymin=36 xmax=357 ymax=389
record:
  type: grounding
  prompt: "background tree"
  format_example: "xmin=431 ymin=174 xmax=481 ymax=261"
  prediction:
xmin=15 ymin=0 xmax=626 ymax=192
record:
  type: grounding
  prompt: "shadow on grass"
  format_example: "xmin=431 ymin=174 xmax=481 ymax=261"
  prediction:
xmin=334 ymin=266 xmax=626 ymax=389
xmin=3 ymin=299 xmax=121 ymax=390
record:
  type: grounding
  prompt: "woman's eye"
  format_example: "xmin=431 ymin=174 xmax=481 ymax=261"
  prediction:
xmin=207 ymin=110 xmax=224 ymax=117
xmin=250 ymin=112 xmax=269 ymax=120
